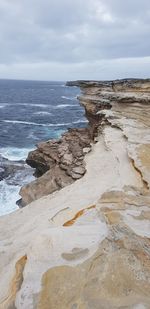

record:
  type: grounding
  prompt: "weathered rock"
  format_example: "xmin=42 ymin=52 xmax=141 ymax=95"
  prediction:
xmin=72 ymin=166 xmax=85 ymax=175
xmin=83 ymin=147 xmax=91 ymax=154
xmin=20 ymin=128 xmax=92 ymax=205
xmin=0 ymin=78 xmax=150 ymax=308
xmin=21 ymin=78 xmax=150 ymax=206
xmin=20 ymin=166 xmax=74 ymax=206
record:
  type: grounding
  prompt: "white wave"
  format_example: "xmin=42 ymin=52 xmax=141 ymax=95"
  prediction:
xmin=34 ymin=111 xmax=52 ymax=116
xmin=61 ymin=96 xmax=77 ymax=100
xmin=3 ymin=118 xmax=88 ymax=128
xmin=0 ymin=147 xmax=34 ymax=161
xmin=73 ymin=119 xmax=88 ymax=124
xmin=3 ymin=120 xmax=73 ymax=127
xmin=0 ymin=103 xmax=48 ymax=108
xmin=18 ymin=103 xmax=48 ymax=108
xmin=3 ymin=120 xmax=47 ymax=126
xmin=0 ymin=180 xmax=19 ymax=216
xmin=54 ymin=104 xmax=76 ymax=109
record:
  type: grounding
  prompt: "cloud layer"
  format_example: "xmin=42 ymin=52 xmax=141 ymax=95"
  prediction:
xmin=0 ymin=0 xmax=150 ymax=80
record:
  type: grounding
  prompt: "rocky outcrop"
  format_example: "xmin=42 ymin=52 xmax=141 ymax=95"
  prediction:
xmin=20 ymin=128 xmax=92 ymax=205
xmin=20 ymin=78 xmax=150 ymax=206
xmin=0 ymin=78 xmax=150 ymax=308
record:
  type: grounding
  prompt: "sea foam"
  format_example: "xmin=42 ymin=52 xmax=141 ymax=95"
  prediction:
xmin=0 ymin=180 xmax=19 ymax=215
xmin=33 ymin=111 xmax=52 ymax=116
xmin=54 ymin=104 xmax=76 ymax=108
xmin=0 ymin=147 xmax=34 ymax=161
xmin=3 ymin=119 xmax=88 ymax=128
xmin=61 ymin=96 xmax=77 ymax=100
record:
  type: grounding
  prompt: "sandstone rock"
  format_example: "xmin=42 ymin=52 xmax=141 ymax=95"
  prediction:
xmin=83 ymin=147 xmax=91 ymax=154
xmin=20 ymin=166 xmax=73 ymax=205
xmin=72 ymin=166 xmax=85 ymax=175
xmin=20 ymin=78 xmax=150 ymax=206
xmin=20 ymin=128 xmax=92 ymax=205
xmin=0 ymin=79 xmax=150 ymax=308
xmin=61 ymin=153 xmax=73 ymax=165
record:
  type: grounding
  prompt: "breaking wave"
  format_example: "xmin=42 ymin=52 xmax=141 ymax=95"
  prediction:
xmin=0 ymin=180 xmax=19 ymax=215
xmin=3 ymin=120 xmax=70 ymax=127
xmin=73 ymin=119 xmax=88 ymax=124
xmin=3 ymin=119 xmax=88 ymax=127
xmin=0 ymin=79 xmax=84 ymax=215
xmin=33 ymin=111 xmax=52 ymax=116
xmin=61 ymin=96 xmax=77 ymax=100
xmin=17 ymin=103 xmax=48 ymax=108
xmin=54 ymin=104 xmax=76 ymax=109
xmin=0 ymin=147 xmax=34 ymax=161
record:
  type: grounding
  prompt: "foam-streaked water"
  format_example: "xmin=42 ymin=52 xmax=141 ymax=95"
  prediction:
xmin=0 ymin=79 xmax=86 ymax=215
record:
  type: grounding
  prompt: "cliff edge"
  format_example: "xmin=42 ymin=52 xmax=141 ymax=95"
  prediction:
xmin=0 ymin=78 xmax=150 ymax=308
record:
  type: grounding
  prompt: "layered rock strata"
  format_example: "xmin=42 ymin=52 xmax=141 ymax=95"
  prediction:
xmin=0 ymin=79 xmax=150 ymax=308
xmin=20 ymin=128 xmax=92 ymax=205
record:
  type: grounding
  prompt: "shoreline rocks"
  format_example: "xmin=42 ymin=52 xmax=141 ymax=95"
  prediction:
xmin=0 ymin=78 xmax=150 ymax=308
xmin=19 ymin=78 xmax=150 ymax=206
xmin=20 ymin=128 xmax=93 ymax=205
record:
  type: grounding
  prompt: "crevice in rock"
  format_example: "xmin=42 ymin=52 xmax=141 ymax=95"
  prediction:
xmin=0 ymin=255 xmax=27 ymax=309
xmin=50 ymin=207 xmax=70 ymax=222
xmin=130 ymin=157 xmax=149 ymax=191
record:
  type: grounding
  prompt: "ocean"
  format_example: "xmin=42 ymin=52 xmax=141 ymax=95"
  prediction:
xmin=0 ymin=79 xmax=87 ymax=216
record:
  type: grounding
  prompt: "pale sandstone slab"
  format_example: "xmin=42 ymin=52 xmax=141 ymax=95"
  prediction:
xmin=0 ymin=79 xmax=150 ymax=308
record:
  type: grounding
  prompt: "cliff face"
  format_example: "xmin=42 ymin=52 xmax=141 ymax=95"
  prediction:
xmin=19 ymin=90 xmax=100 ymax=206
xmin=20 ymin=78 xmax=150 ymax=205
xmin=20 ymin=128 xmax=92 ymax=206
xmin=0 ymin=79 xmax=150 ymax=309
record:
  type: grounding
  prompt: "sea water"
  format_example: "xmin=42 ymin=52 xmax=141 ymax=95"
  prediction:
xmin=0 ymin=79 xmax=87 ymax=215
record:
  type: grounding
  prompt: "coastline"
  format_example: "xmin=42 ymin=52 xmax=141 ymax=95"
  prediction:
xmin=0 ymin=80 xmax=82 ymax=215
xmin=0 ymin=78 xmax=150 ymax=308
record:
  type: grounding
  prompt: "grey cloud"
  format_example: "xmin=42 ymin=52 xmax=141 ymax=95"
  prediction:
xmin=0 ymin=0 xmax=149 ymax=79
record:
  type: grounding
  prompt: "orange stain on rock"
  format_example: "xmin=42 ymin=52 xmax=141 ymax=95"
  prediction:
xmin=0 ymin=255 xmax=27 ymax=309
xmin=63 ymin=205 xmax=96 ymax=227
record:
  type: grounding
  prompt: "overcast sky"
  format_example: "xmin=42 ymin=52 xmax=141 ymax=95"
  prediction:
xmin=0 ymin=0 xmax=150 ymax=81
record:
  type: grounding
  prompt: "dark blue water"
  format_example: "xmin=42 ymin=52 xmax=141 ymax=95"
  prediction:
xmin=0 ymin=79 xmax=87 ymax=215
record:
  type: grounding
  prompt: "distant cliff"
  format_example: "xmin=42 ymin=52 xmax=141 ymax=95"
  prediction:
xmin=1 ymin=78 xmax=150 ymax=308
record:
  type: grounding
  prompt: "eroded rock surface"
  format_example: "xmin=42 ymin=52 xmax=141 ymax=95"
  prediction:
xmin=0 ymin=78 xmax=150 ymax=308
xmin=20 ymin=128 xmax=92 ymax=205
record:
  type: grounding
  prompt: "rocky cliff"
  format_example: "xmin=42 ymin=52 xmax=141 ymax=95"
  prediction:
xmin=0 ymin=78 xmax=150 ymax=309
xmin=19 ymin=127 xmax=92 ymax=206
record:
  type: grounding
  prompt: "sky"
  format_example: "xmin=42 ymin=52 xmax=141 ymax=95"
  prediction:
xmin=0 ymin=0 xmax=150 ymax=81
